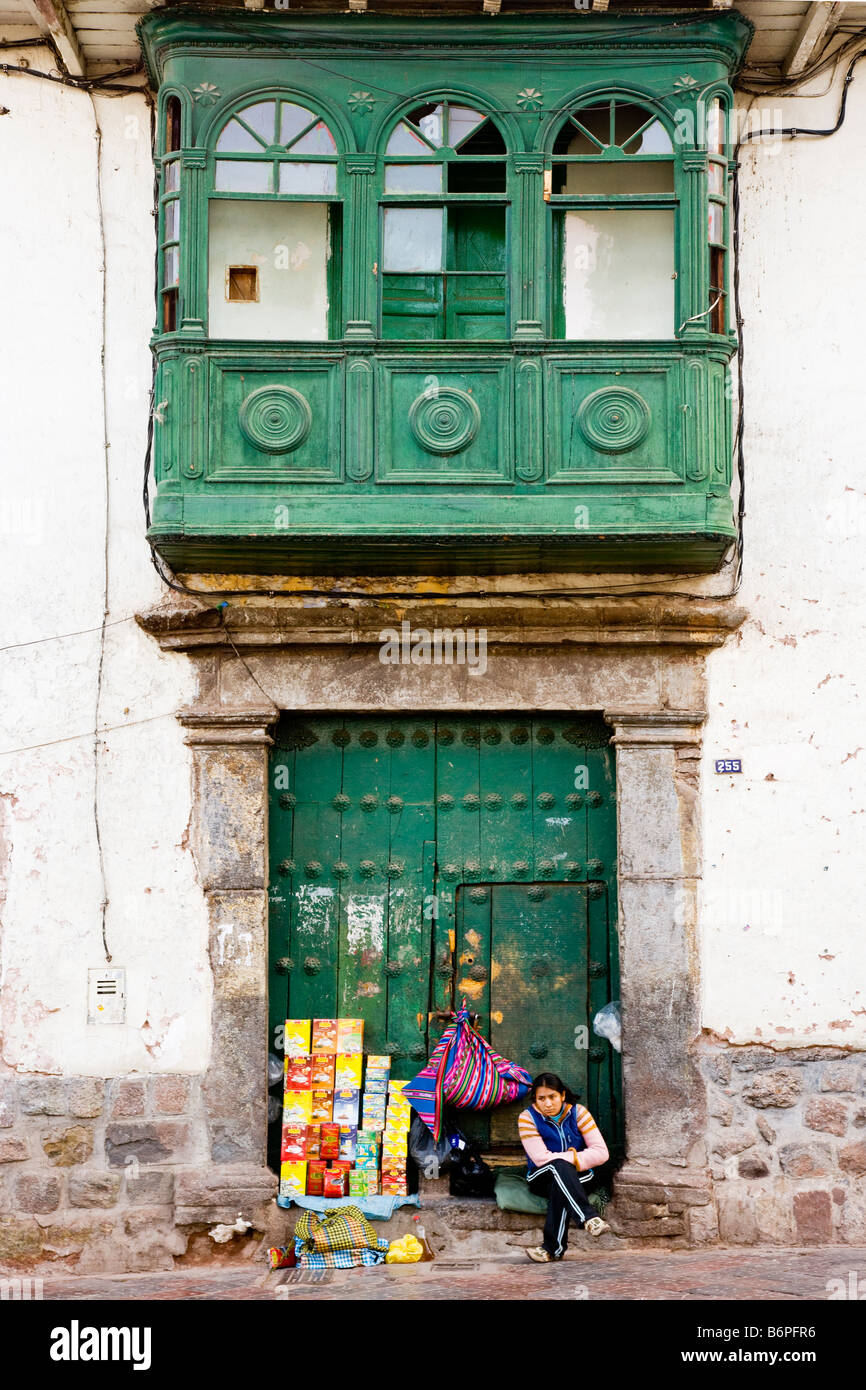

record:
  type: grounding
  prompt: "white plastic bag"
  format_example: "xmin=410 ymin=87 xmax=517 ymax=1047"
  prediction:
xmin=592 ymin=1000 xmax=622 ymax=1054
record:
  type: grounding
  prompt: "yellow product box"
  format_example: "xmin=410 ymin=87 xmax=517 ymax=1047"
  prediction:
xmin=283 ymin=1020 xmax=312 ymax=1057
xmin=334 ymin=1053 xmax=363 ymax=1088
xmin=282 ymin=1091 xmax=313 ymax=1124
xmin=336 ymin=1018 xmax=364 ymax=1055
xmin=311 ymin=1089 xmax=334 ymax=1123
xmin=279 ymin=1161 xmax=307 ymax=1199
xmin=382 ymin=1134 xmax=408 ymax=1156
xmin=388 ymin=1079 xmax=409 ymax=1094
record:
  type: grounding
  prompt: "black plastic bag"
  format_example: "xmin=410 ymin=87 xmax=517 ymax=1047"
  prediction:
xmin=409 ymin=1112 xmax=452 ymax=1180
xmin=448 ymin=1137 xmax=496 ymax=1198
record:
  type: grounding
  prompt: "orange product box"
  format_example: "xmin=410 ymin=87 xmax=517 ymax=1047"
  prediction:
xmin=280 ymin=1123 xmax=308 ymax=1162
xmin=311 ymin=1089 xmax=334 ymax=1123
xmin=335 ymin=1053 xmax=363 ymax=1088
xmin=312 ymin=1019 xmax=339 ymax=1053
xmin=311 ymin=1055 xmax=336 ymax=1088
xmin=279 ymin=1161 xmax=307 ymax=1199
xmin=282 ymin=1091 xmax=313 ymax=1125
xmin=306 ymin=1159 xmax=327 ymax=1196
xmin=323 ymin=1168 xmax=348 ymax=1198
xmin=284 ymin=1020 xmax=312 ymax=1057
xmin=284 ymin=1055 xmax=313 ymax=1092
xmin=305 ymin=1124 xmax=321 ymax=1159
xmin=329 ymin=1158 xmax=353 ymax=1174
xmin=336 ymin=1018 xmax=364 ymax=1054
xmin=320 ymin=1122 xmax=340 ymax=1159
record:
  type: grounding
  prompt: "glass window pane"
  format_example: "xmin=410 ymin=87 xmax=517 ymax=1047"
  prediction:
xmin=236 ymin=101 xmax=277 ymax=145
xmin=214 ymin=161 xmax=271 ymax=193
xmin=163 ymin=159 xmax=179 ymax=193
xmin=384 ymin=163 xmax=444 ymax=193
xmin=632 ymin=119 xmax=673 ymax=155
xmin=217 ymin=118 xmax=268 ymax=154
xmin=163 ymin=246 xmax=179 ymax=287
xmin=707 ymin=100 xmax=724 ymax=155
xmin=448 ymin=104 xmax=485 ymax=147
xmin=708 ymin=202 xmax=724 ymax=245
xmin=278 ymin=162 xmax=337 ymax=195
xmin=290 ymin=122 xmax=338 ymax=155
xmin=569 ymin=103 xmax=612 ymax=151
xmin=163 ymin=198 xmax=179 ymax=242
xmin=383 ymin=208 xmax=444 ymax=272
xmin=280 ymin=102 xmax=317 ymax=146
xmin=557 ymin=160 xmax=674 ymax=195
xmin=562 ymin=208 xmax=675 ymax=339
xmin=387 ymin=121 xmax=435 ymax=156
xmin=708 ymin=161 xmax=725 ymax=196
xmin=417 ymin=104 xmax=444 ymax=148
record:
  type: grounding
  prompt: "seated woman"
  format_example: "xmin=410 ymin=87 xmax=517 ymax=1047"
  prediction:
xmin=518 ymin=1071 xmax=611 ymax=1263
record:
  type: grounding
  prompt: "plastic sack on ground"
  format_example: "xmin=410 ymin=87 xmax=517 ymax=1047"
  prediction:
xmin=403 ymin=1001 xmax=532 ymax=1140
xmin=408 ymin=1112 xmax=452 ymax=1179
xmin=386 ymin=1234 xmax=423 ymax=1264
xmin=592 ymin=1000 xmax=622 ymax=1054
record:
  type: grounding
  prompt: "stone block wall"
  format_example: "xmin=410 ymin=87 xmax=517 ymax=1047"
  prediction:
xmin=0 ymin=1071 xmax=277 ymax=1273
xmin=699 ymin=1043 xmax=866 ymax=1245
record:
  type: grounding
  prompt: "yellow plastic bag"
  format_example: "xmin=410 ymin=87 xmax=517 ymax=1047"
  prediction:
xmin=386 ymin=1234 xmax=423 ymax=1264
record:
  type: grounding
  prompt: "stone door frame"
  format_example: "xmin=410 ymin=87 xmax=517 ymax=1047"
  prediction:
xmin=138 ymin=594 xmax=744 ymax=1231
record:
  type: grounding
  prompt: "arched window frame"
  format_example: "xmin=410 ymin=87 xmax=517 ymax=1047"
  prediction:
xmin=157 ymin=90 xmax=188 ymax=334
xmin=702 ymin=88 xmax=732 ymax=336
xmin=203 ymin=93 xmax=345 ymax=341
xmin=377 ymin=95 xmax=510 ymax=341
xmin=545 ymin=92 xmax=679 ymax=342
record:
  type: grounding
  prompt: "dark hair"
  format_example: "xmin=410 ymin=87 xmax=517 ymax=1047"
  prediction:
xmin=530 ymin=1072 xmax=579 ymax=1106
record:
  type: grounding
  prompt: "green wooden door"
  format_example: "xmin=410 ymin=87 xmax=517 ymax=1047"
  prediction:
xmin=268 ymin=714 xmax=622 ymax=1162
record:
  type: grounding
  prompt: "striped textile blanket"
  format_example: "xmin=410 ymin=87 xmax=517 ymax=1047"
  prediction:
xmin=403 ymin=1002 xmax=532 ymax=1140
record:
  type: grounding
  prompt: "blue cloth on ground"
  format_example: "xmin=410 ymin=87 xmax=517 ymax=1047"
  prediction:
xmin=276 ymin=1192 xmax=420 ymax=1219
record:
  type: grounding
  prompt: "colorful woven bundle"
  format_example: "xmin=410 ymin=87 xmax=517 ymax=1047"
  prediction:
xmin=293 ymin=1204 xmax=390 ymax=1269
xmin=403 ymin=1002 xmax=532 ymax=1140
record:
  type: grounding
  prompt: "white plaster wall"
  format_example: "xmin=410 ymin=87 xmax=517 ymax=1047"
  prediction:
xmin=0 ymin=61 xmax=209 ymax=1075
xmin=702 ymin=72 xmax=866 ymax=1046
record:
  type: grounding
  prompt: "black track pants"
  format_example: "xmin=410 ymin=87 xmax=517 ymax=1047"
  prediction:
xmin=526 ymin=1158 xmax=596 ymax=1256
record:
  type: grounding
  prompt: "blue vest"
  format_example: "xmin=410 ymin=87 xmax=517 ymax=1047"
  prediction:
xmin=525 ymin=1104 xmax=592 ymax=1180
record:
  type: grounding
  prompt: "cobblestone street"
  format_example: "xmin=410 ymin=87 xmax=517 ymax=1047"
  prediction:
xmin=37 ymin=1246 xmax=866 ymax=1301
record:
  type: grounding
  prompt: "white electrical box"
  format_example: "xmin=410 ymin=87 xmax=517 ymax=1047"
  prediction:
xmin=87 ymin=968 xmax=126 ymax=1025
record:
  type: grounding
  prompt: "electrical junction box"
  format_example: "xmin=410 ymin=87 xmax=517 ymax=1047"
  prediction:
xmin=87 ymin=968 xmax=126 ymax=1025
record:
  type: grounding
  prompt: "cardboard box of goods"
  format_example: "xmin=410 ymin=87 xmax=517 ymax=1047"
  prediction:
xmin=320 ymin=1123 xmax=340 ymax=1158
xmin=279 ymin=1161 xmax=307 ymax=1199
xmin=349 ymin=1174 xmax=371 ymax=1196
xmin=334 ymin=1053 xmax=363 ymax=1088
xmin=355 ymin=1157 xmax=379 ymax=1174
xmin=336 ymin=1019 xmax=364 ymax=1055
xmin=381 ymin=1163 xmax=407 ymax=1182
xmin=364 ymin=1077 xmax=388 ymax=1095
xmin=338 ymin=1126 xmax=358 ymax=1161
xmin=305 ymin=1124 xmax=321 ymax=1158
xmin=356 ymin=1136 xmax=379 ymax=1152
xmin=362 ymin=1118 xmax=385 ymax=1134
xmin=284 ymin=1020 xmax=312 ymax=1057
xmin=355 ymin=1151 xmax=378 ymax=1168
xmin=381 ymin=1181 xmax=408 ymax=1196
xmin=284 ymin=1056 xmax=313 ymax=1092
xmin=382 ymin=1139 xmax=408 ymax=1160
xmin=366 ymin=1056 xmax=391 ymax=1071
xmin=311 ymin=1019 xmax=339 ymax=1054
xmin=323 ymin=1168 xmax=348 ymax=1198
xmin=280 ymin=1123 xmax=308 ymax=1162
xmin=332 ymin=1088 xmax=361 ymax=1126
xmin=311 ymin=1089 xmax=334 ymax=1123
xmin=306 ymin=1160 xmax=327 ymax=1196
xmin=330 ymin=1158 xmax=353 ymax=1174
xmin=310 ymin=1055 xmax=336 ymax=1089
xmin=388 ymin=1079 xmax=408 ymax=1094
xmin=282 ymin=1091 xmax=313 ymax=1125
xmin=385 ymin=1107 xmax=411 ymax=1128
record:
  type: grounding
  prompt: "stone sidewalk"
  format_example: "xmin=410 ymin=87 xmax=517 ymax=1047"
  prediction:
xmin=37 ymin=1246 xmax=866 ymax=1301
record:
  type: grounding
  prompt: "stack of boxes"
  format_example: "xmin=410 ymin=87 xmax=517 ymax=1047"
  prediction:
xmin=279 ymin=1021 xmax=414 ymax=1201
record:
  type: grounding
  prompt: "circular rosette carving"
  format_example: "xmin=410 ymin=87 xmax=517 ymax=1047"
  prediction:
xmin=577 ymin=387 xmax=651 ymax=455
xmin=238 ymin=385 xmax=312 ymax=455
xmin=408 ymin=386 xmax=480 ymax=456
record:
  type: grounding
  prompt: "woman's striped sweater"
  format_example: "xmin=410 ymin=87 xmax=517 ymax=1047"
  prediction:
xmin=518 ymin=1102 xmax=610 ymax=1173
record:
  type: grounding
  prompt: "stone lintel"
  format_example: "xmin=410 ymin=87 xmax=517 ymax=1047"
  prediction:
xmin=178 ymin=707 xmax=277 ymax=746
xmin=605 ymin=709 xmax=707 ymax=746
